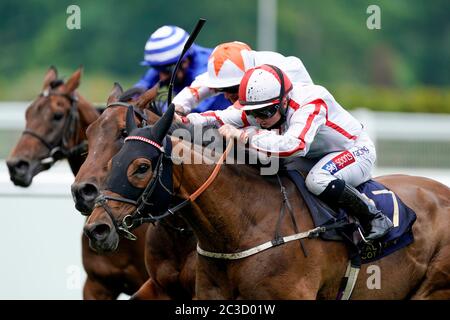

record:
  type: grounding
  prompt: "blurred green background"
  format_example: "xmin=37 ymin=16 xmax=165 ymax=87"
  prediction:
xmin=0 ymin=0 xmax=449 ymax=112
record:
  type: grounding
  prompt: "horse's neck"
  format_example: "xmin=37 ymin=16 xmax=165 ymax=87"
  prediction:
xmin=171 ymin=139 xmax=275 ymax=252
xmin=75 ymin=93 xmax=98 ymax=138
xmin=67 ymin=92 xmax=99 ymax=175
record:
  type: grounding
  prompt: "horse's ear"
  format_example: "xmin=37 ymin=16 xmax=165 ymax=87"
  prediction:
xmin=107 ymin=82 xmax=124 ymax=104
xmin=64 ymin=67 xmax=82 ymax=93
xmin=126 ymin=106 xmax=137 ymax=133
xmin=42 ymin=66 xmax=58 ymax=90
xmin=151 ymin=103 xmax=174 ymax=144
xmin=135 ymin=83 xmax=159 ymax=110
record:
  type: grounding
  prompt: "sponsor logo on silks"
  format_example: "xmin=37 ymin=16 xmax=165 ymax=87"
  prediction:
xmin=352 ymin=146 xmax=370 ymax=158
xmin=322 ymin=150 xmax=356 ymax=174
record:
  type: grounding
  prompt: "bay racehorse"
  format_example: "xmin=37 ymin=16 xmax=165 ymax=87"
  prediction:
xmin=86 ymin=104 xmax=450 ymax=299
xmin=72 ymin=84 xmax=196 ymax=299
xmin=7 ymin=67 xmax=97 ymax=185
xmin=6 ymin=67 xmax=148 ymax=299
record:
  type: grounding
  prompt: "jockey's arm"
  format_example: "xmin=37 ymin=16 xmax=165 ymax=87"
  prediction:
xmin=246 ymin=103 xmax=327 ymax=157
xmin=172 ymin=75 xmax=217 ymax=114
xmin=184 ymin=105 xmax=247 ymax=128
xmin=134 ymin=68 xmax=159 ymax=90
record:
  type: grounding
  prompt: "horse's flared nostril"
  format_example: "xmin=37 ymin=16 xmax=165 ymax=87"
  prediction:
xmin=7 ymin=159 xmax=30 ymax=176
xmin=84 ymin=223 xmax=111 ymax=242
xmin=72 ymin=182 xmax=99 ymax=214
xmin=76 ymin=183 xmax=99 ymax=200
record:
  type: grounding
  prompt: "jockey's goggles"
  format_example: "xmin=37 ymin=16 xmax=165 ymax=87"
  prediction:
xmin=245 ymin=103 xmax=280 ymax=119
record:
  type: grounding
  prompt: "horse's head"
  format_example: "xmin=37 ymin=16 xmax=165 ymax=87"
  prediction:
xmin=7 ymin=66 xmax=82 ymax=187
xmin=84 ymin=104 xmax=174 ymax=252
xmin=71 ymin=83 xmax=159 ymax=214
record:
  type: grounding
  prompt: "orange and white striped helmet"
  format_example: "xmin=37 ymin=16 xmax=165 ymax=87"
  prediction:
xmin=196 ymin=41 xmax=253 ymax=88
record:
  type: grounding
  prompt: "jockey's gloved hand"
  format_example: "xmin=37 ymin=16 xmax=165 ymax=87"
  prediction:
xmin=218 ymin=124 xmax=248 ymax=143
xmin=175 ymin=104 xmax=187 ymax=115
xmin=174 ymin=112 xmax=189 ymax=124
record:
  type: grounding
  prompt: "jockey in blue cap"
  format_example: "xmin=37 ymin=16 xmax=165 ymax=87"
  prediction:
xmin=134 ymin=25 xmax=229 ymax=114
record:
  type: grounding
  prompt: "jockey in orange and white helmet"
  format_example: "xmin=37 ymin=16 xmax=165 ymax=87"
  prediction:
xmin=172 ymin=41 xmax=313 ymax=114
xmin=181 ymin=64 xmax=393 ymax=241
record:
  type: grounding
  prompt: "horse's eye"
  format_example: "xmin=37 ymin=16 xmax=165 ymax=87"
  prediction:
xmin=53 ymin=112 xmax=64 ymax=121
xmin=135 ymin=164 xmax=150 ymax=175
xmin=120 ymin=128 xmax=128 ymax=139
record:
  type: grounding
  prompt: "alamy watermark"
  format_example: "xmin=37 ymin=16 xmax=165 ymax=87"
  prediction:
xmin=170 ymin=127 xmax=280 ymax=175
xmin=66 ymin=265 xmax=83 ymax=290
xmin=366 ymin=5 xmax=381 ymax=30
xmin=366 ymin=265 xmax=381 ymax=289
xmin=66 ymin=5 xmax=81 ymax=30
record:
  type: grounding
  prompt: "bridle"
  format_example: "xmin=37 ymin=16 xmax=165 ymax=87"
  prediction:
xmin=22 ymin=89 xmax=87 ymax=168
xmin=94 ymin=134 xmax=175 ymax=240
xmin=93 ymin=131 xmax=232 ymax=241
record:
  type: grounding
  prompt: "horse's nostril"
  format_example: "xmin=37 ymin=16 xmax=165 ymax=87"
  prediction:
xmin=7 ymin=159 xmax=30 ymax=176
xmin=80 ymin=183 xmax=99 ymax=199
xmin=16 ymin=160 xmax=30 ymax=172
xmin=91 ymin=223 xmax=111 ymax=241
xmin=72 ymin=183 xmax=99 ymax=214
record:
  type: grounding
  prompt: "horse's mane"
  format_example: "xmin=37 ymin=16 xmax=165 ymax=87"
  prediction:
xmin=168 ymin=121 xmax=221 ymax=148
xmin=119 ymin=87 xmax=146 ymax=103
xmin=167 ymin=121 xmax=276 ymax=175
xmin=137 ymin=105 xmax=281 ymax=174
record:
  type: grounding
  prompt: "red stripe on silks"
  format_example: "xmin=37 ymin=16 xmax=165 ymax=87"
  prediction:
xmin=278 ymin=103 xmax=322 ymax=157
xmin=201 ymin=112 xmax=224 ymax=126
xmin=288 ymin=99 xmax=300 ymax=111
xmin=302 ymin=99 xmax=327 ymax=109
xmin=259 ymin=102 xmax=323 ymax=157
xmin=303 ymin=99 xmax=356 ymax=140
xmin=325 ymin=120 xmax=357 ymax=140
xmin=241 ymin=111 xmax=250 ymax=127
xmin=189 ymin=86 xmax=200 ymax=102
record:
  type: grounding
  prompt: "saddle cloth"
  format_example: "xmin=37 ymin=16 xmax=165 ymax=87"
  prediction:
xmin=285 ymin=170 xmax=417 ymax=264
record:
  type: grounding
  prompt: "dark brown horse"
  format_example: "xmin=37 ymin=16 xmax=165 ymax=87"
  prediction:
xmin=85 ymin=105 xmax=450 ymax=299
xmin=72 ymin=84 xmax=196 ymax=299
xmin=6 ymin=67 xmax=148 ymax=299
xmin=7 ymin=67 xmax=97 ymax=185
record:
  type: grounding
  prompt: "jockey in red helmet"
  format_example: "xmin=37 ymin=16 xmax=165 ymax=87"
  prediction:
xmin=181 ymin=64 xmax=393 ymax=241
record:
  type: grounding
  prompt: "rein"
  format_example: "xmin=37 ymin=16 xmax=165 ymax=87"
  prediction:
xmin=22 ymin=90 xmax=87 ymax=168
xmin=94 ymin=137 xmax=234 ymax=241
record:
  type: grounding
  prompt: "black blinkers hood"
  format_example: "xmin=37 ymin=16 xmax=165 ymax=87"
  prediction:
xmin=105 ymin=104 xmax=175 ymax=213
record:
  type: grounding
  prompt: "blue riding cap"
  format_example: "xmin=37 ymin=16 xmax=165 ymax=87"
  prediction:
xmin=141 ymin=25 xmax=192 ymax=67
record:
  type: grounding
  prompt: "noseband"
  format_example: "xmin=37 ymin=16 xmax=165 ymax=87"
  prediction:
xmin=22 ymin=90 xmax=87 ymax=168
